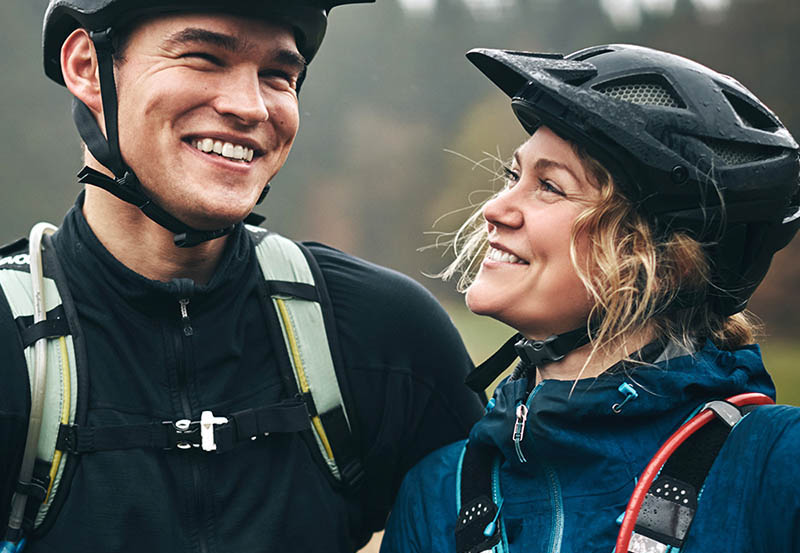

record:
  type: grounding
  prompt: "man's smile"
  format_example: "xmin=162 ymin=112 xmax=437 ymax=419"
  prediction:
xmin=191 ymin=137 xmax=255 ymax=162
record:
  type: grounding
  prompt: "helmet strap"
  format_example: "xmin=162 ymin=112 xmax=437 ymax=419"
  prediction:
xmin=464 ymin=326 xmax=591 ymax=394
xmin=71 ymin=27 xmax=239 ymax=248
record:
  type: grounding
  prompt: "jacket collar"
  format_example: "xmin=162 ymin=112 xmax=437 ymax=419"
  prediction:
xmin=469 ymin=339 xmax=775 ymax=488
xmin=51 ymin=192 xmax=255 ymax=313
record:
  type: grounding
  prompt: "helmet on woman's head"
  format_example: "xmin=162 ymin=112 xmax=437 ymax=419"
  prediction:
xmin=467 ymin=44 xmax=800 ymax=315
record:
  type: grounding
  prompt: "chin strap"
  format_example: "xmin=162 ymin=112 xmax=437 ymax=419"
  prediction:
xmin=72 ymin=27 xmax=264 ymax=248
xmin=464 ymin=326 xmax=591 ymax=394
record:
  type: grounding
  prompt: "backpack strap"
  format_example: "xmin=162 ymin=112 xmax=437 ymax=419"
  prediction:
xmin=455 ymin=441 xmax=506 ymax=553
xmin=248 ymin=226 xmax=363 ymax=489
xmin=617 ymin=392 xmax=774 ymax=553
xmin=0 ymin=223 xmax=79 ymax=544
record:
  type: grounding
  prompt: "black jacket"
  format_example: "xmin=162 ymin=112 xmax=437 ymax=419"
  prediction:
xmin=0 ymin=200 xmax=483 ymax=552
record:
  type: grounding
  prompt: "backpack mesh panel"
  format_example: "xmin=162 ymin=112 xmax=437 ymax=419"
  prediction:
xmin=701 ymin=138 xmax=780 ymax=165
xmin=596 ymin=81 xmax=682 ymax=108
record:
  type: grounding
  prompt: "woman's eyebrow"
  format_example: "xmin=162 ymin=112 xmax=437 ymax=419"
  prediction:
xmin=534 ymin=158 xmax=580 ymax=183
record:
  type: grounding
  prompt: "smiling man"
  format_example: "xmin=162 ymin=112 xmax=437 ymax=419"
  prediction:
xmin=0 ymin=2 xmax=483 ymax=552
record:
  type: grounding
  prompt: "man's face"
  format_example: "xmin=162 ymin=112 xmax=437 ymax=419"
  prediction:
xmin=112 ymin=13 xmax=304 ymax=229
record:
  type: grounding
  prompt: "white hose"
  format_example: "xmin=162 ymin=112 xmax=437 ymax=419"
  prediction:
xmin=6 ymin=222 xmax=58 ymax=533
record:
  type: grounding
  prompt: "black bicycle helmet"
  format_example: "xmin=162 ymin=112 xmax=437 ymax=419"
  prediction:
xmin=467 ymin=44 xmax=800 ymax=316
xmin=43 ymin=0 xmax=373 ymax=247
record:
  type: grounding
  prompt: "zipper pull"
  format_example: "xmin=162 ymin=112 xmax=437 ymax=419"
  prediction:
xmin=512 ymin=402 xmax=529 ymax=463
xmin=611 ymin=382 xmax=638 ymax=413
xmin=178 ymin=298 xmax=193 ymax=336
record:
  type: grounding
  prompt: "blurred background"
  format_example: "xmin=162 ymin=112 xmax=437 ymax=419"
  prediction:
xmin=1 ymin=0 xmax=796 ymax=550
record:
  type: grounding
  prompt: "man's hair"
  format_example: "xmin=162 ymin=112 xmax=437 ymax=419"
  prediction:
xmin=440 ymin=139 xmax=759 ymax=367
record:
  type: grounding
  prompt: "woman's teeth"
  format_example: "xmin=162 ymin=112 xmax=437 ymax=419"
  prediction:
xmin=486 ymin=246 xmax=527 ymax=264
xmin=192 ymin=138 xmax=254 ymax=162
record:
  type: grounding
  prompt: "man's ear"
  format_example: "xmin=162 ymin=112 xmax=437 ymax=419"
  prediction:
xmin=61 ymin=28 xmax=104 ymax=118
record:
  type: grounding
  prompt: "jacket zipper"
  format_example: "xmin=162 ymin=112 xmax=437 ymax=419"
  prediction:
xmin=175 ymin=296 xmax=210 ymax=553
xmin=513 ymin=381 xmax=564 ymax=552
xmin=543 ymin=462 xmax=564 ymax=553
xmin=513 ymin=381 xmax=544 ymax=463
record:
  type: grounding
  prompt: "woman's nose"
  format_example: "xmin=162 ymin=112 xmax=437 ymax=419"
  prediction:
xmin=483 ymin=189 xmax=523 ymax=230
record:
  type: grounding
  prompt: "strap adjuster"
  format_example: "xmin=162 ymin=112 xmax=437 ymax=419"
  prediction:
xmin=200 ymin=411 xmax=229 ymax=452
xmin=515 ymin=335 xmax=563 ymax=366
xmin=166 ymin=411 xmax=229 ymax=451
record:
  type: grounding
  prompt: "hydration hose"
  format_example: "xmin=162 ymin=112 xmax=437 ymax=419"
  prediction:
xmin=2 ymin=223 xmax=58 ymax=552
xmin=615 ymin=392 xmax=774 ymax=553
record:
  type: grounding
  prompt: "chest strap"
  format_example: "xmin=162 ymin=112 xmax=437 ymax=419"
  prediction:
xmin=55 ymin=399 xmax=310 ymax=454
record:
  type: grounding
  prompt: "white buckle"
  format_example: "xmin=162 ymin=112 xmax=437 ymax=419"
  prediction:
xmin=200 ymin=410 xmax=229 ymax=451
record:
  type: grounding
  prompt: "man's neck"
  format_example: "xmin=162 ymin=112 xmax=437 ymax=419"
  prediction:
xmin=82 ymin=186 xmax=228 ymax=284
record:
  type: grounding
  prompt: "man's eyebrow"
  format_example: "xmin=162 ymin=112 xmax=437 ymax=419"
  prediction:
xmin=273 ymin=49 xmax=308 ymax=73
xmin=162 ymin=28 xmax=242 ymax=53
xmin=161 ymin=28 xmax=307 ymax=71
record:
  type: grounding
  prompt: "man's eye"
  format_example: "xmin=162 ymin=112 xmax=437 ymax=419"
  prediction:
xmin=260 ymin=70 xmax=297 ymax=90
xmin=182 ymin=52 xmax=221 ymax=65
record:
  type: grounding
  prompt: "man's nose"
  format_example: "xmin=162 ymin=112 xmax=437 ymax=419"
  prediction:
xmin=212 ymin=68 xmax=269 ymax=125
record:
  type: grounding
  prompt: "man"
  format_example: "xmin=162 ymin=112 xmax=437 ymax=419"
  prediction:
xmin=0 ymin=2 xmax=483 ymax=552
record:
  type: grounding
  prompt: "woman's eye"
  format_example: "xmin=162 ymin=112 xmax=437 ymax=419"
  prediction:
xmin=538 ymin=178 xmax=566 ymax=197
xmin=502 ymin=165 xmax=520 ymax=187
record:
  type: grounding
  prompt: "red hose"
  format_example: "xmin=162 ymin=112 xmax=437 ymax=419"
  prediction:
xmin=615 ymin=393 xmax=773 ymax=553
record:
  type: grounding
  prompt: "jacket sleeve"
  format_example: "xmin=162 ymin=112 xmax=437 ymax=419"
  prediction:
xmin=304 ymin=243 xmax=484 ymax=538
xmin=381 ymin=441 xmax=464 ymax=553
xmin=750 ymin=404 xmax=800 ymax=553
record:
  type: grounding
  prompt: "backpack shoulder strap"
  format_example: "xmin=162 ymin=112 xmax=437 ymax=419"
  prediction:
xmin=617 ymin=392 xmax=774 ymax=553
xmin=455 ymin=440 xmax=505 ymax=553
xmin=247 ymin=225 xmax=363 ymax=488
xmin=0 ymin=223 xmax=79 ymax=545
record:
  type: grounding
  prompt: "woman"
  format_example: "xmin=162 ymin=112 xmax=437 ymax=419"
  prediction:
xmin=380 ymin=44 xmax=800 ymax=553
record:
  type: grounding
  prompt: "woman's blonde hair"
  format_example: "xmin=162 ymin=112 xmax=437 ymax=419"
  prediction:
xmin=440 ymin=140 xmax=759 ymax=361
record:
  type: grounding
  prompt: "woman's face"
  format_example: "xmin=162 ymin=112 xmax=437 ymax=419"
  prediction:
xmin=465 ymin=126 xmax=601 ymax=338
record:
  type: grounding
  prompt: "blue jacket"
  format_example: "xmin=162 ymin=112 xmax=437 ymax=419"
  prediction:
xmin=382 ymin=340 xmax=800 ymax=553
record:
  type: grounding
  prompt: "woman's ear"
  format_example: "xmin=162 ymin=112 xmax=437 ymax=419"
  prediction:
xmin=61 ymin=28 xmax=104 ymax=117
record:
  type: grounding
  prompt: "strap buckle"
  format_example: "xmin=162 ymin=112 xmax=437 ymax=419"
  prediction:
xmin=515 ymin=335 xmax=563 ymax=367
xmin=200 ymin=411 xmax=229 ymax=452
xmin=166 ymin=411 xmax=229 ymax=451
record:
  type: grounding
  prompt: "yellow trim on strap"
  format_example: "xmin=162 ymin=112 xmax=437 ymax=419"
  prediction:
xmin=275 ymin=299 xmax=335 ymax=461
xmin=45 ymin=337 xmax=71 ymax=502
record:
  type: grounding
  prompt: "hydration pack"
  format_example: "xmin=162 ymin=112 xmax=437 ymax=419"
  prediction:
xmin=0 ymin=222 xmax=362 ymax=550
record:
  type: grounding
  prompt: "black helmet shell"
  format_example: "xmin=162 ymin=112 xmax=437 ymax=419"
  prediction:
xmin=467 ymin=44 xmax=800 ymax=315
xmin=44 ymin=0 xmax=373 ymax=85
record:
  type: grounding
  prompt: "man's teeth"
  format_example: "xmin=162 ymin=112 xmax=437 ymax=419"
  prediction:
xmin=193 ymin=138 xmax=254 ymax=162
xmin=486 ymin=246 xmax=527 ymax=264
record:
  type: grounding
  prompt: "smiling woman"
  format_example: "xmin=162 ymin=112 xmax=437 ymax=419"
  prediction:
xmin=380 ymin=43 xmax=800 ymax=553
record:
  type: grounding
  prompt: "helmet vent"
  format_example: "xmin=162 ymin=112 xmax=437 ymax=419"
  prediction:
xmin=570 ymin=47 xmax=614 ymax=62
xmin=701 ymin=138 xmax=780 ymax=166
xmin=722 ymin=90 xmax=780 ymax=131
xmin=595 ymin=76 xmax=684 ymax=108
